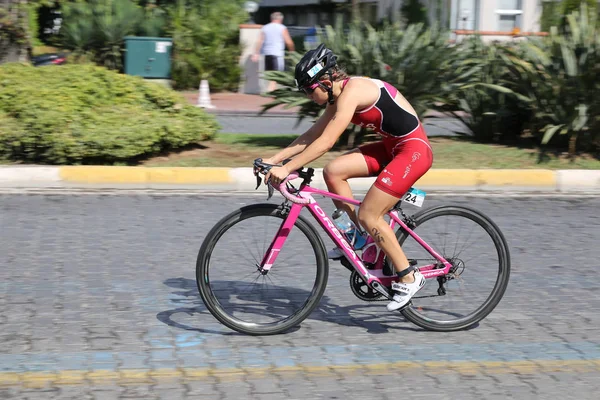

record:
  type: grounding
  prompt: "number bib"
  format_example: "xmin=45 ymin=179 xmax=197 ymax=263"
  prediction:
xmin=403 ymin=187 xmax=426 ymax=207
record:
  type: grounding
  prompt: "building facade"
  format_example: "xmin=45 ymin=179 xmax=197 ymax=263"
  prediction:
xmin=451 ymin=1 xmax=543 ymax=35
xmin=253 ymin=1 xmax=582 ymax=39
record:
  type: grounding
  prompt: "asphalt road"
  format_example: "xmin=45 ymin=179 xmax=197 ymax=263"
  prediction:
xmin=215 ymin=115 xmax=469 ymax=136
xmin=1 ymin=192 xmax=599 ymax=399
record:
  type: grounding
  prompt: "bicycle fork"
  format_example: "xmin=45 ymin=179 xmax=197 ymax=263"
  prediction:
xmin=257 ymin=203 xmax=299 ymax=273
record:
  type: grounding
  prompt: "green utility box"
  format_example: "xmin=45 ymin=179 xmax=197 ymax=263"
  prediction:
xmin=124 ymin=36 xmax=172 ymax=78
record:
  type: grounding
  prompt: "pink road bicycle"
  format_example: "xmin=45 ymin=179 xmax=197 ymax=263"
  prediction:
xmin=196 ymin=159 xmax=510 ymax=335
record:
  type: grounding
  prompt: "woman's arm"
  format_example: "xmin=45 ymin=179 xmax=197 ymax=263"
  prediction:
xmin=266 ymin=105 xmax=337 ymax=164
xmin=281 ymin=92 xmax=359 ymax=173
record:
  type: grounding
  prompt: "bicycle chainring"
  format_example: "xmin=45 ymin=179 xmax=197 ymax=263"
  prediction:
xmin=349 ymin=271 xmax=386 ymax=302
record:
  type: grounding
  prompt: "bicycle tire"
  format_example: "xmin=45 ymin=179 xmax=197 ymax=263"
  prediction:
xmin=398 ymin=205 xmax=511 ymax=331
xmin=196 ymin=203 xmax=329 ymax=335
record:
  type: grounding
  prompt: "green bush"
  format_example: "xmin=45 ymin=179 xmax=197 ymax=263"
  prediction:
xmin=429 ymin=36 xmax=534 ymax=143
xmin=168 ymin=0 xmax=247 ymax=91
xmin=0 ymin=63 xmax=219 ymax=164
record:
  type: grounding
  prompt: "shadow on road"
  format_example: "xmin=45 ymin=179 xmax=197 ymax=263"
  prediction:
xmin=156 ymin=277 xmax=423 ymax=335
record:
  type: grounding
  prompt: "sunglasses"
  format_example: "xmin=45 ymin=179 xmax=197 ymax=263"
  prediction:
xmin=300 ymin=81 xmax=325 ymax=95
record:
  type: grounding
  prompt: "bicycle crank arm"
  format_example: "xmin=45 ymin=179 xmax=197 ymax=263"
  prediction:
xmin=370 ymin=281 xmax=393 ymax=300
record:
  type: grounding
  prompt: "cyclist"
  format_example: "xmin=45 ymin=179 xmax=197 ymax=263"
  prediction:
xmin=262 ymin=44 xmax=433 ymax=311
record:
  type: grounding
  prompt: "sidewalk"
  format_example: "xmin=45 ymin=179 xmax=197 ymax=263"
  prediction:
xmin=180 ymin=91 xmax=299 ymax=116
xmin=0 ymin=166 xmax=599 ymax=193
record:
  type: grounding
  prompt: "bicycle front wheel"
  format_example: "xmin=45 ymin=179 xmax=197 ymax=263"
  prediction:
xmin=397 ymin=205 xmax=511 ymax=331
xmin=196 ymin=203 xmax=329 ymax=335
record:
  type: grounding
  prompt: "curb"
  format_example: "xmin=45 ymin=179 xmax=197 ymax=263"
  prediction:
xmin=0 ymin=166 xmax=599 ymax=192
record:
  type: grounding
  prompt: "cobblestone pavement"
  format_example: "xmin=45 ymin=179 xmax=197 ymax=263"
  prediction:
xmin=1 ymin=193 xmax=599 ymax=399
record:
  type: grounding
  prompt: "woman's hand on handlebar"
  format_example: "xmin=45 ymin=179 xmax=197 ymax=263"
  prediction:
xmin=253 ymin=157 xmax=295 ymax=185
xmin=264 ymin=165 xmax=290 ymax=186
xmin=260 ymin=157 xmax=277 ymax=166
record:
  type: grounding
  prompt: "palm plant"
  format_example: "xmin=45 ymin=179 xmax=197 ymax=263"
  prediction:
xmin=511 ymin=4 xmax=599 ymax=156
xmin=60 ymin=0 xmax=143 ymax=71
xmin=376 ymin=22 xmax=458 ymax=117
xmin=430 ymin=36 xmax=532 ymax=142
xmin=261 ymin=20 xmax=460 ymax=146
xmin=58 ymin=2 xmax=96 ymax=56
xmin=94 ymin=0 xmax=142 ymax=70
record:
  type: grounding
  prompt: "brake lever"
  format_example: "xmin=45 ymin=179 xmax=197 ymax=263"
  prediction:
xmin=255 ymin=173 xmax=261 ymax=190
xmin=252 ymin=157 xmax=281 ymax=199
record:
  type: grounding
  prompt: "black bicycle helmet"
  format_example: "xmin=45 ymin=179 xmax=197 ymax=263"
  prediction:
xmin=294 ymin=44 xmax=338 ymax=103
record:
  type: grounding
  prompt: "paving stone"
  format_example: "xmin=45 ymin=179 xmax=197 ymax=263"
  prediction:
xmin=1 ymin=194 xmax=599 ymax=399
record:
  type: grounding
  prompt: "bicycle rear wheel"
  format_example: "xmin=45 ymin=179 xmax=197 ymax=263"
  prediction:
xmin=397 ymin=205 xmax=510 ymax=331
xmin=196 ymin=203 xmax=329 ymax=335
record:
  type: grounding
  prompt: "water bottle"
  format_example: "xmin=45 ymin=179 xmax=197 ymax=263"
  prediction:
xmin=331 ymin=209 xmax=367 ymax=250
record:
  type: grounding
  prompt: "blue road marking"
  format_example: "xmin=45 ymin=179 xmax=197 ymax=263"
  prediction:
xmin=1 ymin=341 xmax=599 ymax=373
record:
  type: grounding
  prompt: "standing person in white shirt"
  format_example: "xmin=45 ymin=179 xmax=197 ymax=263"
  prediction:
xmin=252 ymin=11 xmax=295 ymax=93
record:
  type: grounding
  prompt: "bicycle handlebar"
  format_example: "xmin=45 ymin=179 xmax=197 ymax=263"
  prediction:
xmin=253 ymin=158 xmax=313 ymax=205
xmin=277 ymin=172 xmax=310 ymax=204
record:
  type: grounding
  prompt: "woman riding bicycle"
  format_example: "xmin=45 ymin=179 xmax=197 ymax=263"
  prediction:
xmin=262 ymin=43 xmax=433 ymax=311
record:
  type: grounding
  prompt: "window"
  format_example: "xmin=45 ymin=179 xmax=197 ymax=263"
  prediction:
xmin=496 ymin=0 xmax=522 ymax=32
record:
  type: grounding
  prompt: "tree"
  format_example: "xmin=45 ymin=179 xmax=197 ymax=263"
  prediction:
xmin=351 ymin=0 xmax=359 ymax=22
xmin=0 ymin=0 xmax=31 ymax=63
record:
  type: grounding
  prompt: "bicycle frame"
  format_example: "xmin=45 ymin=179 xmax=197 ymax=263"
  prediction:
xmin=259 ymin=184 xmax=453 ymax=299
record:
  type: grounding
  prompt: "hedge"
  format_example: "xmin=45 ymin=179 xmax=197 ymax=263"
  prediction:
xmin=0 ymin=63 xmax=219 ymax=164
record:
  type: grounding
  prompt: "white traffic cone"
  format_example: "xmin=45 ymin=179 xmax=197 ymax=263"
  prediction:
xmin=197 ymin=79 xmax=215 ymax=109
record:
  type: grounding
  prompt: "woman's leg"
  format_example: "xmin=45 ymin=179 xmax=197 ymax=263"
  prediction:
xmin=358 ymin=187 xmax=412 ymax=280
xmin=358 ymin=140 xmax=433 ymax=310
xmin=322 ymin=148 xmax=370 ymax=225
xmin=323 ymin=141 xmax=388 ymax=225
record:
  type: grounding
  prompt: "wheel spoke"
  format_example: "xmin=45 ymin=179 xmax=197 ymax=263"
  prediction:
xmin=398 ymin=206 xmax=510 ymax=331
xmin=196 ymin=205 xmax=328 ymax=335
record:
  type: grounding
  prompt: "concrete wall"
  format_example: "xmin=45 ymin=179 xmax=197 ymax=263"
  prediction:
xmin=451 ymin=0 xmax=478 ymax=30
xmin=479 ymin=0 xmax=543 ymax=33
xmin=522 ymin=0 xmax=543 ymax=32
xmin=454 ymin=0 xmax=546 ymax=43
